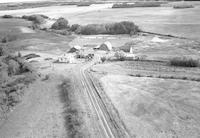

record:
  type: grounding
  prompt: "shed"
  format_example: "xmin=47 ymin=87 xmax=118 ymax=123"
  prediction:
xmin=95 ymin=41 xmax=112 ymax=51
xmin=119 ymin=45 xmax=134 ymax=53
xmin=68 ymin=45 xmax=82 ymax=53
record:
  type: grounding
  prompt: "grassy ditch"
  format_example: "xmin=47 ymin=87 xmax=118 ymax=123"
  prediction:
xmin=129 ymin=73 xmax=200 ymax=82
xmin=59 ymin=79 xmax=84 ymax=138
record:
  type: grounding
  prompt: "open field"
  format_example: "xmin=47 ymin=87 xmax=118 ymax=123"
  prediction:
xmin=0 ymin=17 xmax=132 ymax=137
xmin=66 ymin=5 xmax=200 ymax=40
xmin=100 ymin=74 xmax=200 ymax=138
xmin=0 ymin=2 xmax=200 ymax=40
xmin=87 ymin=20 xmax=200 ymax=137
xmin=91 ymin=57 xmax=200 ymax=137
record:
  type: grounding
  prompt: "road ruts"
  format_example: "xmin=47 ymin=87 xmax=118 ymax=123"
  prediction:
xmin=77 ymin=57 xmax=131 ymax=138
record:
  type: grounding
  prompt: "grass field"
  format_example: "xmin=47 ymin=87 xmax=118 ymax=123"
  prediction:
xmin=1 ymin=2 xmax=200 ymax=39
xmin=100 ymin=75 xmax=200 ymax=138
xmin=90 ymin=31 xmax=200 ymax=137
xmin=1 ymin=3 xmax=200 ymax=137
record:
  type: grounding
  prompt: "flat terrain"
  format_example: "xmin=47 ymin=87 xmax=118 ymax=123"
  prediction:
xmin=1 ymin=2 xmax=200 ymax=40
xmin=67 ymin=5 xmax=200 ymax=40
xmin=0 ymin=77 xmax=67 ymax=138
xmin=91 ymin=58 xmax=200 ymax=137
xmin=101 ymin=75 xmax=200 ymax=138
xmin=89 ymin=30 xmax=200 ymax=137
xmin=1 ymin=3 xmax=200 ymax=137
xmin=0 ymin=17 xmax=129 ymax=138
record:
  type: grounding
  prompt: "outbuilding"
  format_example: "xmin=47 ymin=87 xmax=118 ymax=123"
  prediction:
xmin=68 ymin=45 xmax=82 ymax=53
xmin=57 ymin=53 xmax=75 ymax=63
xmin=94 ymin=41 xmax=112 ymax=51
xmin=119 ymin=45 xmax=134 ymax=53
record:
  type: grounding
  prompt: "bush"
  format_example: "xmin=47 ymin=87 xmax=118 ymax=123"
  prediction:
xmin=51 ymin=17 xmax=69 ymax=30
xmin=70 ymin=24 xmax=81 ymax=32
xmin=107 ymin=21 xmax=139 ymax=35
xmin=79 ymin=24 xmax=107 ymax=35
xmin=0 ymin=46 xmax=8 ymax=56
xmin=22 ymin=15 xmax=45 ymax=24
xmin=20 ymin=61 xmax=34 ymax=73
xmin=51 ymin=29 xmax=72 ymax=35
xmin=169 ymin=57 xmax=199 ymax=67
xmin=112 ymin=2 xmax=161 ymax=8
xmin=0 ymin=62 xmax=9 ymax=83
xmin=173 ymin=4 xmax=194 ymax=9
xmin=0 ymin=49 xmax=36 ymax=115
xmin=2 ymin=15 xmax=13 ymax=18
xmin=101 ymin=56 xmax=107 ymax=63
xmin=78 ymin=21 xmax=139 ymax=35
xmin=8 ymin=59 xmax=20 ymax=75
xmin=114 ymin=51 xmax=126 ymax=61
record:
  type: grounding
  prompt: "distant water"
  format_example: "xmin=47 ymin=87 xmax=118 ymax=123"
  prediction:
xmin=0 ymin=0 xmax=50 ymax=3
xmin=0 ymin=3 xmax=199 ymax=40
xmin=0 ymin=4 xmax=113 ymax=17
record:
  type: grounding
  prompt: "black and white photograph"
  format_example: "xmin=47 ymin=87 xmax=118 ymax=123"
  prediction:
xmin=0 ymin=0 xmax=200 ymax=137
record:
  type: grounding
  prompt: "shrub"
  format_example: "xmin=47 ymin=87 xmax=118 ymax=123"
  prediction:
xmin=38 ymin=14 xmax=49 ymax=19
xmin=173 ymin=4 xmax=194 ymax=9
xmin=51 ymin=29 xmax=72 ymax=35
xmin=22 ymin=15 xmax=45 ymax=24
xmin=106 ymin=21 xmax=139 ymax=35
xmin=135 ymin=74 xmax=141 ymax=77
xmin=8 ymin=59 xmax=20 ymax=75
xmin=51 ymin=17 xmax=69 ymax=30
xmin=0 ymin=46 xmax=8 ymax=56
xmin=78 ymin=21 xmax=139 ymax=35
xmin=0 ymin=62 xmax=9 ymax=83
xmin=31 ymin=23 xmax=41 ymax=30
xmin=70 ymin=24 xmax=81 ymax=32
xmin=112 ymin=2 xmax=161 ymax=8
xmin=114 ymin=51 xmax=126 ymax=61
xmin=79 ymin=24 xmax=107 ymax=35
xmin=77 ymin=3 xmax=91 ymax=6
xmin=2 ymin=15 xmax=13 ymax=18
xmin=21 ymin=62 xmax=34 ymax=73
xmin=0 ymin=49 xmax=36 ymax=115
xmin=169 ymin=57 xmax=199 ymax=67
xmin=101 ymin=56 xmax=107 ymax=63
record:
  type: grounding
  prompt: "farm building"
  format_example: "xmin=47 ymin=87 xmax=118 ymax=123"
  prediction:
xmin=68 ymin=45 xmax=82 ymax=53
xmin=57 ymin=53 xmax=75 ymax=63
xmin=94 ymin=41 xmax=112 ymax=51
xmin=119 ymin=45 xmax=134 ymax=53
